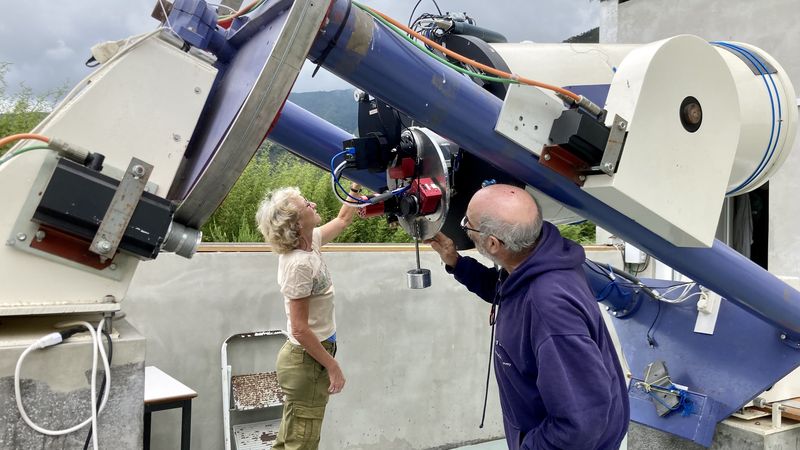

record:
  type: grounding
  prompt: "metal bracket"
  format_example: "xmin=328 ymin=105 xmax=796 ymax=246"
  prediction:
xmin=597 ymin=114 xmax=628 ymax=176
xmin=90 ymin=157 xmax=153 ymax=260
xmin=779 ymin=331 xmax=800 ymax=350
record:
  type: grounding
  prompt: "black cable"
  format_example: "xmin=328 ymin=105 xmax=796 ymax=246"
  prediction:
xmin=646 ymin=301 xmax=661 ymax=348
xmin=408 ymin=0 xmax=424 ymax=27
xmin=83 ymin=330 xmax=113 ymax=450
xmin=479 ymin=270 xmax=503 ymax=428
xmin=430 ymin=0 xmax=442 ymax=15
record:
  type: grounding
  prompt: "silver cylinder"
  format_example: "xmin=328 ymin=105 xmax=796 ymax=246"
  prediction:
xmin=407 ymin=268 xmax=432 ymax=289
xmin=162 ymin=221 xmax=203 ymax=258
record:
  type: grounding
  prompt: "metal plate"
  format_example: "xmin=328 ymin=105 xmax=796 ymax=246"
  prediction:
xmin=392 ymin=127 xmax=451 ymax=241
xmin=90 ymin=158 xmax=153 ymax=259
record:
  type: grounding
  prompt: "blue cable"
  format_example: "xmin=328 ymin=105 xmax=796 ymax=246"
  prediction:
xmin=712 ymin=41 xmax=782 ymax=195
xmin=330 ymin=149 xmax=370 ymax=203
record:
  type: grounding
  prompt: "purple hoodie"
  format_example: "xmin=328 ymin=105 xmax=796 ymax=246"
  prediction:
xmin=451 ymin=222 xmax=629 ymax=450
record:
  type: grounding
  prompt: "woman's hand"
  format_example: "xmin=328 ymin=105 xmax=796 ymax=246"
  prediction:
xmin=327 ymin=362 xmax=346 ymax=394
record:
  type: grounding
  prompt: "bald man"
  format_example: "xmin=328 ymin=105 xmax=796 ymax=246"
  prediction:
xmin=426 ymin=184 xmax=629 ymax=450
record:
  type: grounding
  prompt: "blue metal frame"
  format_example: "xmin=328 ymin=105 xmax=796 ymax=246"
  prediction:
xmin=585 ymin=275 xmax=800 ymax=445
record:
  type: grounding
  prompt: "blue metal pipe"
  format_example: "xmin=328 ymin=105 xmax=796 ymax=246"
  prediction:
xmin=307 ymin=0 xmax=800 ymax=336
xmin=268 ymin=101 xmax=387 ymax=189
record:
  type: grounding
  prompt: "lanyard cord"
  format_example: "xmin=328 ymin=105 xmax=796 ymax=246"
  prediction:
xmin=479 ymin=269 xmax=503 ymax=428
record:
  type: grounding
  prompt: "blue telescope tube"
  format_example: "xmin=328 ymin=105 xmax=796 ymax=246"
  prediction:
xmin=305 ymin=0 xmax=800 ymax=336
xmin=268 ymin=100 xmax=387 ymax=189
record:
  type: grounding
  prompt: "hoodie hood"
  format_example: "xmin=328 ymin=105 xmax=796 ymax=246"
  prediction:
xmin=502 ymin=222 xmax=586 ymax=297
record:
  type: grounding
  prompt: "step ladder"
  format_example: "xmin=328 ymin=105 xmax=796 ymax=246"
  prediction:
xmin=222 ymin=330 xmax=288 ymax=450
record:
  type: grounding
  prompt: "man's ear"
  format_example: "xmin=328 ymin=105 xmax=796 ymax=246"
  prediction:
xmin=487 ymin=235 xmax=503 ymax=255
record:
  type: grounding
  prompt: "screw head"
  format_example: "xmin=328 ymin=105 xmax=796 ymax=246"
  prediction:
xmin=618 ymin=121 xmax=627 ymax=130
xmin=578 ymin=175 xmax=587 ymax=181
xmin=16 ymin=233 xmax=27 ymax=242
xmin=34 ymin=230 xmax=46 ymax=241
xmin=781 ymin=333 xmax=787 ymax=340
xmin=131 ymin=165 xmax=146 ymax=178
xmin=603 ymin=162 xmax=614 ymax=171
xmin=543 ymin=153 xmax=551 ymax=161
xmin=97 ymin=240 xmax=112 ymax=253
xmin=109 ymin=263 xmax=117 ymax=271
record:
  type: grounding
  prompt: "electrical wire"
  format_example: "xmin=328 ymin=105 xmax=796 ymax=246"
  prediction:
xmin=83 ymin=330 xmax=113 ymax=450
xmin=0 ymin=133 xmax=50 ymax=149
xmin=15 ymin=320 xmax=111 ymax=450
xmin=0 ymin=144 xmax=53 ymax=167
xmin=218 ymin=0 xmax=268 ymax=28
xmin=646 ymin=301 xmax=661 ymax=347
xmin=352 ymin=2 xmax=584 ymax=102
xmin=358 ymin=6 xmax=516 ymax=86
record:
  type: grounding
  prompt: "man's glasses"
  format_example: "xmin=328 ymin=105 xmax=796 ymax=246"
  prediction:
xmin=460 ymin=215 xmax=504 ymax=245
xmin=460 ymin=215 xmax=481 ymax=234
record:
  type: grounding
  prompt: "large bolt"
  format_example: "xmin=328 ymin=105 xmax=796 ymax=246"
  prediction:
xmin=131 ymin=164 xmax=146 ymax=178
xmin=97 ymin=240 xmax=112 ymax=254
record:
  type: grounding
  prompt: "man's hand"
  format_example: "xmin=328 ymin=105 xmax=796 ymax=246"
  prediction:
xmin=425 ymin=232 xmax=459 ymax=267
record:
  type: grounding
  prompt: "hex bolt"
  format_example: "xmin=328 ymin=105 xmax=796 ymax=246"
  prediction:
xmin=131 ymin=165 xmax=146 ymax=178
xmin=543 ymin=153 xmax=551 ymax=161
xmin=618 ymin=121 xmax=627 ymax=130
xmin=97 ymin=240 xmax=112 ymax=254
xmin=34 ymin=230 xmax=46 ymax=241
xmin=603 ymin=162 xmax=614 ymax=172
xmin=16 ymin=233 xmax=27 ymax=242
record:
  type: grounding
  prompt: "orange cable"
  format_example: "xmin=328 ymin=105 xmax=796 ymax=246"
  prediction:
xmin=217 ymin=0 xmax=261 ymax=28
xmin=0 ymin=133 xmax=50 ymax=149
xmin=367 ymin=6 xmax=582 ymax=102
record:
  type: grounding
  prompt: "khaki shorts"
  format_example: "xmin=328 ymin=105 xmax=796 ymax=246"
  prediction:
xmin=272 ymin=340 xmax=336 ymax=450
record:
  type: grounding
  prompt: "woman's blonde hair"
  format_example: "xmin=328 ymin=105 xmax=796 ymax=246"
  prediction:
xmin=255 ymin=187 xmax=303 ymax=254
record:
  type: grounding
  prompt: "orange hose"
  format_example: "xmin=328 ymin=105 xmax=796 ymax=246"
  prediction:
xmin=368 ymin=7 xmax=582 ymax=102
xmin=0 ymin=133 xmax=50 ymax=149
xmin=217 ymin=0 xmax=261 ymax=28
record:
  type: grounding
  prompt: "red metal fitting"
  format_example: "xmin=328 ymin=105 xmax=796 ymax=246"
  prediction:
xmin=412 ymin=178 xmax=442 ymax=215
xmin=358 ymin=202 xmax=386 ymax=218
xmin=388 ymin=157 xmax=416 ymax=179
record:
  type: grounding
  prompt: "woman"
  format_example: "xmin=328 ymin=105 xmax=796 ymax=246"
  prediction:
xmin=255 ymin=183 xmax=361 ymax=450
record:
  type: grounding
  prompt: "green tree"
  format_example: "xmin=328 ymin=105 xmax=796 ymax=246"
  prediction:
xmin=201 ymin=144 xmax=414 ymax=243
xmin=558 ymin=221 xmax=596 ymax=245
xmin=0 ymin=62 xmax=66 ymax=155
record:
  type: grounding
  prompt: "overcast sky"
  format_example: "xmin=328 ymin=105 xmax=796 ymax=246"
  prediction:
xmin=0 ymin=0 xmax=599 ymax=96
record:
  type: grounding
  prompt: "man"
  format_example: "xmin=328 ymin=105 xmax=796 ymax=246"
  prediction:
xmin=426 ymin=184 xmax=629 ymax=450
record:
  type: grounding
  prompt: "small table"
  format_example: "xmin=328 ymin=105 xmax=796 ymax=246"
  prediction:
xmin=144 ymin=366 xmax=197 ymax=450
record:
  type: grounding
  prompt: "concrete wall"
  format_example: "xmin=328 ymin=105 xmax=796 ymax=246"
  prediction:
xmin=124 ymin=246 xmax=622 ymax=450
xmin=600 ymin=0 xmax=800 ymax=278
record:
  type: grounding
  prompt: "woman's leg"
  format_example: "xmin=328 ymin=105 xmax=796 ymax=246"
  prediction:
xmin=272 ymin=341 xmax=331 ymax=450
